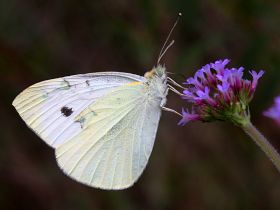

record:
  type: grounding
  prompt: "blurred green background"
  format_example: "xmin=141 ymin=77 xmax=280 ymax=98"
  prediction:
xmin=1 ymin=0 xmax=280 ymax=209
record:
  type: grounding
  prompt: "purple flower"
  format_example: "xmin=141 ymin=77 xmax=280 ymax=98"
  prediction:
xmin=179 ymin=59 xmax=265 ymax=126
xmin=263 ymin=96 xmax=280 ymax=126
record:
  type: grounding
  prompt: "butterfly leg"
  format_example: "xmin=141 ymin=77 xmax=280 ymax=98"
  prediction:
xmin=167 ymin=84 xmax=184 ymax=97
xmin=162 ymin=107 xmax=182 ymax=117
xmin=167 ymin=77 xmax=185 ymax=89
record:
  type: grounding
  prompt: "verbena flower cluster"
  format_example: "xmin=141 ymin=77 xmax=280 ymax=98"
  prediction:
xmin=263 ymin=96 xmax=280 ymax=126
xmin=179 ymin=59 xmax=264 ymax=127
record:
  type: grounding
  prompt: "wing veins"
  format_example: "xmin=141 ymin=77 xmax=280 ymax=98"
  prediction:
xmin=61 ymin=99 xmax=142 ymax=175
xmin=27 ymin=86 xmax=140 ymax=135
xmin=101 ymin=104 xmax=142 ymax=187
xmin=86 ymin=104 xmax=141 ymax=185
xmin=17 ymin=85 xmax=115 ymax=113
xmin=137 ymin=101 xmax=148 ymax=175
xmin=128 ymin=101 xmax=145 ymax=183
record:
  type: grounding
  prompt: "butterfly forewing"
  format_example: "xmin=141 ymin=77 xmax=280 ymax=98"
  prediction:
xmin=12 ymin=72 xmax=145 ymax=148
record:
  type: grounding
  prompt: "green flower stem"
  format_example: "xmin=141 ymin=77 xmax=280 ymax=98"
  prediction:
xmin=242 ymin=121 xmax=280 ymax=172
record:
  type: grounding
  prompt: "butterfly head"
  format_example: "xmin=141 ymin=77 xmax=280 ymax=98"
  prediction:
xmin=144 ymin=65 xmax=166 ymax=80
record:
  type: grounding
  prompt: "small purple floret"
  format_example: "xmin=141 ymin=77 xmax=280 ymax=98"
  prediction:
xmin=217 ymin=82 xmax=230 ymax=93
xmin=250 ymin=70 xmax=265 ymax=90
xmin=178 ymin=108 xmax=201 ymax=126
xmin=179 ymin=59 xmax=265 ymax=125
xmin=263 ymin=96 xmax=280 ymax=126
xmin=211 ymin=59 xmax=230 ymax=74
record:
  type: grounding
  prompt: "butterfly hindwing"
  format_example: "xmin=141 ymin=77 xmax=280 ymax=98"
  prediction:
xmin=55 ymin=83 xmax=162 ymax=189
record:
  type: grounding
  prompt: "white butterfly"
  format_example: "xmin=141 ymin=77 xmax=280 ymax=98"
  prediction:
xmin=12 ymin=14 xmax=183 ymax=190
xmin=12 ymin=65 xmax=184 ymax=190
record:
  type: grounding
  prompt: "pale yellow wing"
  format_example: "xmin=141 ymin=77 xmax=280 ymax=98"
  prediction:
xmin=55 ymin=83 xmax=163 ymax=190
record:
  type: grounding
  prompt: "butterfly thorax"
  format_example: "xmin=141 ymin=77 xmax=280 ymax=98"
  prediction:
xmin=144 ymin=65 xmax=168 ymax=107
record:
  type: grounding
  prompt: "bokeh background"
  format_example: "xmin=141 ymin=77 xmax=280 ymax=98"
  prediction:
xmin=1 ymin=0 xmax=280 ymax=209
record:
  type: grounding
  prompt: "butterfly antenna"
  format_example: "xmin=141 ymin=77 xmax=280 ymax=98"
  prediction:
xmin=157 ymin=12 xmax=182 ymax=65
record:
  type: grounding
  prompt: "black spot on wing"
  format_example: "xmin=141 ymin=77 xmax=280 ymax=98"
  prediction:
xmin=61 ymin=106 xmax=73 ymax=117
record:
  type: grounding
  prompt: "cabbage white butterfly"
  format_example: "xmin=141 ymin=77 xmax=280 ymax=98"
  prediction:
xmin=12 ymin=14 xmax=182 ymax=190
